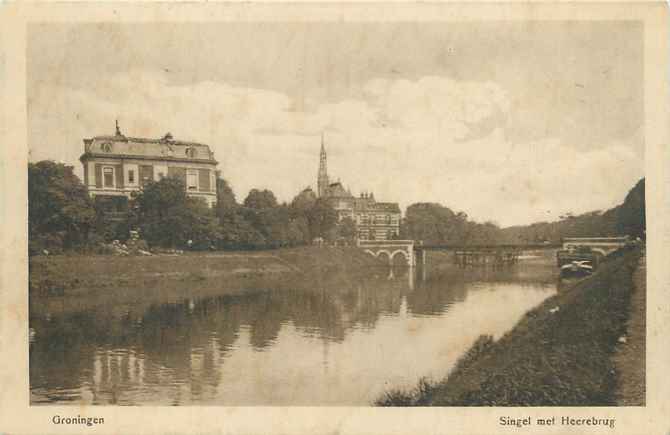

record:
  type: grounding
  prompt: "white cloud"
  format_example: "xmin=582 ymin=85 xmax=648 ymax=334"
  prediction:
xmin=28 ymin=71 xmax=643 ymax=226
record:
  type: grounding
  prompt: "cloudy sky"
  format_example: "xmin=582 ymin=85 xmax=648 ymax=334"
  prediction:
xmin=27 ymin=22 xmax=643 ymax=226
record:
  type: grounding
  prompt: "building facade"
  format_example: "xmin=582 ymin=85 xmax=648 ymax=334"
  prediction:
xmin=317 ymin=136 xmax=401 ymax=240
xmin=80 ymin=123 xmax=218 ymax=208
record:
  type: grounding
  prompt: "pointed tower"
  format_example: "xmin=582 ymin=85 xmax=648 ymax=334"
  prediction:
xmin=317 ymin=132 xmax=329 ymax=197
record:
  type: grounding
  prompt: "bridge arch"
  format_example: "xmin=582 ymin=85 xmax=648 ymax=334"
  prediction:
xmin=359 ymin=241 xmax=416 ymax=267
xmin=389 ymin=249 xmax=411 ymax=266
xmin=377 ymin=250 xmax=393 ymax=263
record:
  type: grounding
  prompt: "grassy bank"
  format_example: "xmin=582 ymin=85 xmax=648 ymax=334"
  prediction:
xmin=29 ymin=246 xmax=384 ymax=298
xmin=376 ymin=247 xmax=643 ymax=406
xmin=613 ymin=251 xmax=646 ymax=405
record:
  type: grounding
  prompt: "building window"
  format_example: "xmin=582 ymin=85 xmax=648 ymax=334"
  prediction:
xmin=103 ymin=167 xmax=114 ymax=188
xmin=186 ymin=147 xmax=197 ymax=158
xmin=128 ymin=170 xmax=135 ymax=184
xmin=386 ymin=215 xmax=391 ymax=224
xmin=187 ymin=169 xmax=198 ymax=191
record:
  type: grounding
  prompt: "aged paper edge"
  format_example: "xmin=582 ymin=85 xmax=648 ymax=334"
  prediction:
xmin=1 ymin=2 xmax=668 ymax=434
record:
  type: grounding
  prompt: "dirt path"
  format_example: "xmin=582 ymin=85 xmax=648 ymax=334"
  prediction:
xmin=613 ymin=249 xmax=646 ymax=406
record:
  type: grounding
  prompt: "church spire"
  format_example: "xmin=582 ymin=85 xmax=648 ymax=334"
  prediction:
xmin=317 ymin=132 xmax=329 ymax=197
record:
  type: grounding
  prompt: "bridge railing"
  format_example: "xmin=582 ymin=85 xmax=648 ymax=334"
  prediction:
xmin=563 ymin=237 xmax=630 ymax=242
xmin=357 ymin=239 xmax=415 ymax=247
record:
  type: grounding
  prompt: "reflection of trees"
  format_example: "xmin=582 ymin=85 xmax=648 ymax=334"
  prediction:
xmin=406 ymin=271 xmax=467 ymax=316
xmin=30 ymin=267 xmax=414 ymax=404
xmin=30 ymin=261 xmax=558 ymax=404
xmin=29 ymin=313 xmax=98 ymax=402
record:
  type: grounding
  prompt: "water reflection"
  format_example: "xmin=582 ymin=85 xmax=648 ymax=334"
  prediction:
xmin=30 ymin=261 xmax=556 ymax=405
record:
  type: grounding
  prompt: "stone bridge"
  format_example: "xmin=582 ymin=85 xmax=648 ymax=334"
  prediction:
xmin=358 ymin=240 xmax=418 ymax=267
xmin=562 ymin=237 xmax=630 ymax=256
xmin=359 ymin=238 xmax=632 ymax=268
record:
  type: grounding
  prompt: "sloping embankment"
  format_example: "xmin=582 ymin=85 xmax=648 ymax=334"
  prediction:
xmin=613 ymin=251 xmax=646 ymax=405
xmin=29 ymin=246 xmax=384 ymax=298
xmin=377 ymin=247 xmax=643 ymax=406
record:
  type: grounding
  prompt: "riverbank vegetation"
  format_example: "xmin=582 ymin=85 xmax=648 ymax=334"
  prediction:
xmin=401 ymin=179 xmax=645 ymax=245
xmin=29 ymin=160 xmax=644 ymax=255
xmin=28 ymin=161 xmax=350 ymax=255
xmin=375 ymin=247 xmax=643 ymax=406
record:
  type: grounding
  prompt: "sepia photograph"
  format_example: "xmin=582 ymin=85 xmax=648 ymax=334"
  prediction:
xmin=23 ymin=18 xmax=649 ymax=410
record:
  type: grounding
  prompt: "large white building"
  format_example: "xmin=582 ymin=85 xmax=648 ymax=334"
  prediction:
xmin=80 ymin=123 xmax=218 ymax=208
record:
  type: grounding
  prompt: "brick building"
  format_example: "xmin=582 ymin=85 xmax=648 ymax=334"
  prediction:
xmin=316 ymin=136 xmax=401 ymax=240
xmin=79 ymin=122 xmax=218 ymax=208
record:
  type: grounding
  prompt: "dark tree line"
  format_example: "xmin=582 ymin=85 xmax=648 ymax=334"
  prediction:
xmin=28 ymin=160 xmax=645 ymax=254
xmin=28 ymin=161 xmax=350 ymax=254
xmin=401 ymin=179 xmax=645 ymax=245
xmin=499 ymin=179 xmax=645 ymax=244
xmin=401 ymin=203 xmax=501 ymax=245
xmin=215 ymin=182 xmax=349 ymax=249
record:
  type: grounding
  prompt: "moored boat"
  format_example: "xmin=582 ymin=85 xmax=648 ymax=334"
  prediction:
xmin=560 ymin=260 xmax=594 ymax=277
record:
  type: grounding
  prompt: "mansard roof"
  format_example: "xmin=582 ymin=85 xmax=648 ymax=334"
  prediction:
xmin=352 ymin=197 xmax=401 ymax=213
xmin=372 ymin=202 xmax=401 ymax=213
xmin=80 ymin=132 xmax=217 ymax=164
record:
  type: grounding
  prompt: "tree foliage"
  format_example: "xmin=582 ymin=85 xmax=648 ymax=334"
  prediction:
xmin=31 ymin=156 xmax=644 ymax=255
xmin=243 ymin=188 xmax=278 ymax=209
xmin=306 ymin=198 xmax=339 ymax=241
xmin=616 ymin=178 xmax=645 ymax=238
xmin=403 ymin=179 xmax=645 ymax=246
xmin=133 ymin=177 xmax=220 ymax=249
xmin=500 ymin=179 xmax=644 ymax=243
xmin=28 ymin=161 xmax=96 ymax=253
xmin=337 ymin=217 xmax=357 ymax=242
xmin=402 ymin=203 xmax=474 ymax=245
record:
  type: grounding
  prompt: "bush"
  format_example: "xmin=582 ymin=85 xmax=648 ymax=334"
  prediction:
xmin=28 ymin=161 xmax=96 ymax=254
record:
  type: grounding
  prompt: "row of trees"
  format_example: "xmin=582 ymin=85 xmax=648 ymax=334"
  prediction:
xmin=28 ymin=160 xmax=646 ymax=254
xmin=400 ymin=178 xmax=646 ymax=245
xmin=214 ymin=180 xmax=355 ymax=249
xmin=400 ymin=203 xmax=502 ymax=245
xmin=28 ymin=161 xmax=354 ymax=254
xmin=498 ymin=179 xmax=645 ymax=244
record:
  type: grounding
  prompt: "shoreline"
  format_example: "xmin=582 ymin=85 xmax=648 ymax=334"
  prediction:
xmin=29 ymin=246 xmax=386 ymax=310
xmin=376 ymin=247 xmax=644 ymax=406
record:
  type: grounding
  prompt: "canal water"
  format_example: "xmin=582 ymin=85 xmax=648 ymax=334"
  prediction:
xmin=30 ymin=257 xmax=557 ymax=406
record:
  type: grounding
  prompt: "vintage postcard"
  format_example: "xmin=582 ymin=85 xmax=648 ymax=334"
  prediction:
xmin=1 ymin=1 xmax=669 ymax=434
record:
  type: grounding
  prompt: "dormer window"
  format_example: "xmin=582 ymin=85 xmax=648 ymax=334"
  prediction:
xmin=185 ymin=147 xmax=197 ymax=158
xmin=101 ymin=142 xmax=113 ymax=153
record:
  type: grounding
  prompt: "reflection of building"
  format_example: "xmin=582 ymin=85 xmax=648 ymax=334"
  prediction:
xmin=316 ymin=135 xmax=401 ymax=240
xmin=79 ymin=122 xmax=219 ymax=208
